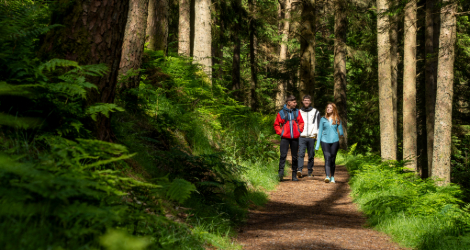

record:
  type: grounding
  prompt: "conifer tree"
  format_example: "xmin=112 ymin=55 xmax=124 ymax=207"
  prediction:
xmin=334 ymin=0 xmax=347 ymax=149
xmin=194 ymin=0 xmax=212 ymax=79
xmin=432 ymin=0 xmax=457 ymax=184
xmin=299 ymin=0 xmax=316 ymax=102
xmin=40 ymin=0 xmax=129 ymax=141
xmin=178 ymin=0 xmax=191 ymax=56
xmin=147 ymin=0 xmax=169 ymax=52
xmin=403 ymin=0 xmax=418 ymax=171
xmin=377 ymin=0 xmax=397 ymax=160
xmin=119 ymin=0 xmax=150 ymax=89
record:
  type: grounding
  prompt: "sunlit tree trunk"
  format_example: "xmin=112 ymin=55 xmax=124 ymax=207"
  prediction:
xmin=249 ymin=0 xmax=258 ymax=110
xmin=147 ymin=0 xmax=168 ymax=52
xmin=334 ymin=0 xmax=347 ymax=150
xmin=276 ymin=0 xmax=291 ymax=109
xmin=403 ymin=0 xmax=417 ymax=171
xmin=390 ymin=9 xmax=398 ymax=153
xmin=377 ymin=0 xmax=396 ymax=160
xmin=194 ymin=0 xmax=212 ymax=79
xmin=425 ymin=0 xmax=437 ymax=176
xmin=299 ymin=0 xmax=316 ymax=103
xmin=432 ymin=1 xmax=456 ymax=184
xmin=119 ymin=0 xmax=149 ymax=89
xmin=178 ymin=0 xmax=191 ymax=56
xmin=40 ymin=0 xmax=129 ymax=141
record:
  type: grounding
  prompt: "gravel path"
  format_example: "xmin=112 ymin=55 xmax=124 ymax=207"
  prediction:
xmin=237 ymin=147 xmax=404 ymax=250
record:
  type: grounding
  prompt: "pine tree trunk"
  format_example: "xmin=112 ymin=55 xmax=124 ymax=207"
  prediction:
xmin=40 ymin=0 xmax=129 ymax=142
xmin=178 ymin=0 xmax=191 ymax=56
xmin=231 ymin=1 xmax=241 ymax=96
xmin=249 ymin=0 xmax=258 ymax=110
xmin=425 ymin=0 xmax=437 ymax=176
xmin=390 ymin=10 xmax=398 ymax=153
xmin=119 ymin=0 xmax=149 ymax=89
xmin=403 ymin=0 xmax=418 ymax=171
xmin=299 ymin=0 xmax=316 ymax=103
xmin=147 ymin=0 xmax=169 ymax=52
xmin=377 ymin=0 xmax=397 ymax=160
xmin=276 ymin=0 xmax=291 ymax=109
xmin=334 ymin=0 xmax=347 ymax=150
xmin=194 ymin=0 xmax=212 ymax=79
xmin=432 ymin=1 xmax=456 ymax=184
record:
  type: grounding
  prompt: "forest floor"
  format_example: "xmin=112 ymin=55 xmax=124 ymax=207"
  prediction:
xmin=236 ymin=143 xmax=405 ymax=250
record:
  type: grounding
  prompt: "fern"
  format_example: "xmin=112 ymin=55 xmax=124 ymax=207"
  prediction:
xmin=87 ymin=103 xmax=125 ymax=121
xmin=166 ymin=178 xmax=196 ymax=203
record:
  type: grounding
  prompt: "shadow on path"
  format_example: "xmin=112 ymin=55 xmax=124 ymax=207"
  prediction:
xmin=237 ymin=147 xmax=403 ymax=250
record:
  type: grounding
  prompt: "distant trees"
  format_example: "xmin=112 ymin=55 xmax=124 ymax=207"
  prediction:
xmin=147 ymin=0 xmax=169 ymax=52
xmin=334 ymin=0 xmax=347 ymax=149
xmin=178 ymin=0 xmax=191 ymax=56
xmin=194 ymin=0 xmax=212 ymax=78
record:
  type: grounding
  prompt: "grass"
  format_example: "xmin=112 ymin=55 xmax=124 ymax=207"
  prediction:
xmin=342 ymin=153 xmax=470 ymax=250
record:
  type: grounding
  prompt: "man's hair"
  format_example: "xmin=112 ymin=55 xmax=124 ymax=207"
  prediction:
xmin=303 ymin=95 xmax=312 ymax=101
xmin=285 ymin=95 xmax=296 ymax=104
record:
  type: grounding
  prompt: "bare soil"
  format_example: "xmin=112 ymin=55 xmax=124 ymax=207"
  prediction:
xmin=237 ymin=145 xmax=404 ymax=250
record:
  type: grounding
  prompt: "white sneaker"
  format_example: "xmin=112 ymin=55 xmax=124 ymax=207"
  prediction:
xmin=297 ymin=171 xmax=302 ymax=178
xmin=330 ymin=176 xmax=335 ymax=183
xmin=324 ymin=176 xmax=330 ymax=183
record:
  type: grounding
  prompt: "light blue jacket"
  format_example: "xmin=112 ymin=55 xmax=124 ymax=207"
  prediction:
xmin=315 ymin=117 xmax=344 ymax=150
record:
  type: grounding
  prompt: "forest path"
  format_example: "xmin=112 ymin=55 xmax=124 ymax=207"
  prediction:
xmin=236 ymin=142 xmax=404 ymax=250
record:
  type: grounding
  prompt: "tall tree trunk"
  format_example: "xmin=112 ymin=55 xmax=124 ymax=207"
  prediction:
xmin=299 ymin=0 xmax=316 ymax=103
xmin=194 ymin=0 xmax=212 ymax=79
xmin=147 ymin=0 xmax=169 ymax=52
xmin=403 ymin=0 xmax=418 ymax=171
xmin=249 ymin=0 xmax=258 ymax=110
xmin=425 ymin=0 xmax=437 ymax=177
xmin=119 ymin=0 xmax=150 ymax=89
xmin=40 ymin=0 xmax=129 ymax=141
xmin=276 ymin=0 xmax=291 ymax=109
xmin=231 ymin=0 xmax=241 ymax=97
xmin=178 ymin=0 xmax=191 ymax=56
xmin=432 ymin=1 xmax=456 ymax=184
xmin=334 ymin=0 xmax=347 ymax=150
xmin=377 ymin=0 xmax=397 ymax=160
xmin=390 ymin=8 xmax=398 ymax=154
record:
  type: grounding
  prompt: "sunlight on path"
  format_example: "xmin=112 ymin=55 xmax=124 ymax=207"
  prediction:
xmin=237 ymin=149 xmax=404 ymax=249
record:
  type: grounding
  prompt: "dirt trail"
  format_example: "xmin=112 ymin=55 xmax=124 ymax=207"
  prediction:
xmin=237 ymin=144 xmax=403 ymax=250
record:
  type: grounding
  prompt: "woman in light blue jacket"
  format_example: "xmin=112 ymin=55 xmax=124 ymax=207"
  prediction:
xmin=315 ymin=103 xmax=343 ymax=183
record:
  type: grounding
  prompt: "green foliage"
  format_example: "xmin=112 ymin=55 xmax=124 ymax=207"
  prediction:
xmin=345 ymin=154 xmax=470 ymax=249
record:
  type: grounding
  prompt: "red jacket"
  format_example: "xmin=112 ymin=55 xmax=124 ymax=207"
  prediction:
xmin=274 ymin=108 xmax=304 ymax=139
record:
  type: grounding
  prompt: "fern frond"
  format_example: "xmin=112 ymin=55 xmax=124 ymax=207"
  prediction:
xmin=86 ymin=103 xmax=124 ymax=121
xmin=37 ymin=59 xmax=80 ymax=76
xmin=166 ymin=178 xmax=196 ymax=203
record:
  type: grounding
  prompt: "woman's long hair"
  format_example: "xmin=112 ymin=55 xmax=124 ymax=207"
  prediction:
xmin=324 ymin=103 xmax=340 ymax=125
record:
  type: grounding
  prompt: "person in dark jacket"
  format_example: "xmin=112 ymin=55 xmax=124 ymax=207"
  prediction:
xmin=315 ymin=103 xmax=344 ymax=183
xmin=273 ymin=95 xmax=305 ymax=181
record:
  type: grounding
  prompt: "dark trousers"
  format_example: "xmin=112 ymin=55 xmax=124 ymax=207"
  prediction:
xmin=279 ymin=138 xmax=299 ymax=175
xmin=298 ymin=137 xmax=316 ymax=173
xmin=321 ymin=141 xmax=339 ymax=177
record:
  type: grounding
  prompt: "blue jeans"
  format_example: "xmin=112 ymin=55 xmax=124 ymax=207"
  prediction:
xmin=298 ymin=137 xmax=316 ymax=174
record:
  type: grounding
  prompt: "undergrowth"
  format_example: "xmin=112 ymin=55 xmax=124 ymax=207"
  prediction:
xmin=345 ymin=154 xmax=470 ymax=250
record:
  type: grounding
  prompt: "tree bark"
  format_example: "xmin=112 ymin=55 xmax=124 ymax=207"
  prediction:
xmin=178 ymin=0 xmax=191 ymax=56
xmin=403 ymin=0 xmax=418 ymax=171
xmin=425 ymin=0 xmax=437 ymax=176
xmin=119 ymin=0 xmax=149 ymax=89
xmin=249 ymin=0 xmax=258 ymax=110
xmin=299 ymin=0 xmax=316 ymax=103
xmin=390 ymin=8 xmax=398 ymax=154
xmin=194 ymin=0 xmax=212 ymax=79
xmin=147 ymin=0 xmax=168 ymax=52
xmin=432 ymin=1 xmax=456 ymax=184
xmin=276 ymin=0 xmax=291 ymax=109
xmin=40 ymin=0 xmax=129 ymax=142
xmin=334 ymin=0 xmax=347 ymax=150
xmin=377 ymin=0 xmax=397 ymax=160
xmin=231 ymin=0 xmax=241 ymax=96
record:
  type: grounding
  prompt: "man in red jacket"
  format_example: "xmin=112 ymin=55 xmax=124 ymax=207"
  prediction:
xmin=274 ymin=95 xmax=304 ymax=181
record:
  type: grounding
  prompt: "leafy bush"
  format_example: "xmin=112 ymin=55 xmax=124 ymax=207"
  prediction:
xmin=346 ymin=155 xmax=470 ymax=249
